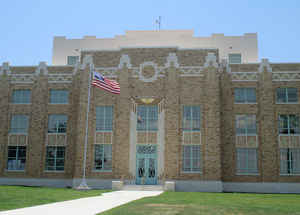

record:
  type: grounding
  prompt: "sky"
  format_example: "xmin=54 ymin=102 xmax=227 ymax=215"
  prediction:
xmin=0 ymin=0 xmax=299 ymax=65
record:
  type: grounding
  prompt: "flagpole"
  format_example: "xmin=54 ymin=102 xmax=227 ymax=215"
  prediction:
xmin=77 ymin=62 xmax=93 ymax=190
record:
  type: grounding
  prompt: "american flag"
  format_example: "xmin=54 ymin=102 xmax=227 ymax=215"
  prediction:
xmin=92 ymin=72 xmax=120 ymax=94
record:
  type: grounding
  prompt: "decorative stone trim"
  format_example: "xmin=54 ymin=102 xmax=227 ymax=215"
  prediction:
xmin=80 ymin=55 xmax=93 ymax=70
xmin=231 ymin=72 xmax=258 ymax=82
xmin=272 ymin=72 xmax=300 ymax=81
xmin=8 ymin=134 xmax=28 ymax=146
xmin=278 ymin=135 xmax=300 ymax=148
xmin=259 ymin=58 xmax=272 ymax=73
xmin=46 ymin=133 xmax=67 ymax=146
xmin=180 ymin=66 xmax=204 ymax=77
xmin=139 ymin=61 xmax=159 ymax=82
xmin=95 ymin=67 xmax=118 ymax=78
xmin=165 ymin=53 xmax=179 ymax=68
xmin=35 ymin=62 xmax=48 ymax=76
xmin=10 ymin=74 xmax=35 ymax=84
xmin=119 ymin=54 xmax=132 ymax=69
xmin=48 ymin=74 xmax=73 ymax=83
xmin=236 ymin=135 xmax=258 ymax=148
xmin=204 ymin=53 xmax=218 ymax=68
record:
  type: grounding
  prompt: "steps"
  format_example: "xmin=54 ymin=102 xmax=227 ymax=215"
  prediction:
xmin=122 ymin=185 xmax=164 ymax=191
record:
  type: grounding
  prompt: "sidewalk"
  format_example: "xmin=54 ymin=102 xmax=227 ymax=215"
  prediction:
xmin=0 ymin=190 xmax=163 ymax=215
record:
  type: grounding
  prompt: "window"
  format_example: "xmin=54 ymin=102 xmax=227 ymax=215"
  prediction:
xmin=49 ymin=90 xmax=69 ymax=104
xmin=12 ymin=89 xmax=31 ymax=104
xmin=10 ymin=115 xmax=29 ymax=134
xmin=67 ymin=56 xmax=79 ymax=65
xmin=182 ymin=106 xmax=201 ymax=131
xmin=137 ymin=105 xmax=158 ymax=131
xmin=276 ymin=88 xmax=298 ymax=103
xmin=45 ymin=146 xmax=65 ymax=171
xmin=182 ymin=145 xmax=202 ymax=172
xmin=236 ymin=148 xmax=258 ymax=174
xmin=229 ymin=53 xmax=242 ymax=64
xmin=280 ymin=149 xmax=300 ymax=175
xmin=236 ymin=115 xmax=256 ymax=135
xmin=48 ymin=114 xmax=68 ymax=133
xmin=278 ymin=115 xmax=299 ymax=135
xmin=96 ymin=106 xmax=113 ymax=131
xmin=7 ymin=146 xmax=26 ymax=171
xmin=234 ymin=88 xmax=256 ymax=103
xmin=94 ymin=144 xmax=112 ymax=171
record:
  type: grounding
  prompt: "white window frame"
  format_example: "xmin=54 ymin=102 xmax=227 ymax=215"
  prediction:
xmin=234 ymin=88 xmax=257 ymax=104
xmin=276 ymin=88 xmax=298 ymax=104
xmin=45 ymin=146 xmax=65 ymax=172
xmin=229 ymin=53 xmax=242 ymax=64
xmin=96 ymin=106 xmax=113 ymax=132
xmin=10 ymin=115 xmax=29 ymax=134
xmin=182 ymin=145 xmax=202 ymax=173
xmin=236 ymin=148 xmax=259 ymax=175
xmin=11 ymin=89 xmax=31 ymax=104
xmin=137 ymin=105 xmax=158 ymax=131
xmin=49 ymin=89 xmax=69 ymax=104
xmin=7 ymin=146 xmax=27 ymax=171
xmin=93 ymin=144 xmax=112 ymax=172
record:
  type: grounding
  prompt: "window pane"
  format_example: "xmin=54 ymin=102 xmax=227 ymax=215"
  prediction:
xmin=12 ymin=90 xmax=31 ymax=104
xmin=50 ymin=90 xmax=69 ymax=104
xmin=10 ymin=115 xmax=29 ymax=133
xmin=277 ymin=88 xmax=287 ymax=103
xmin=234 ymin=88 xmax=245 ymax=103
xmin=137 ymin=105 xmax=158 ymax=131
xmin=236 ymin=148 xmax=258 ymax=174
xmin=183 ymin=106 xmax=200 ymax=131
xmin=94 ymin=144 xmax=112 ymax=171
xmin=45 ymin=146 xmax=65 ymax=171
xmin=246 ymin=88 xmax=256 ymax=103
xmin=247 ymin=115 xmax=256 ymax=134
xmin=7 ymin=146 xmax=26 ymax=170
xmin=229 ymin=53 xmax=242 ymax=64
xmin=96 ymin=106 xmax=113 ymax=131
xmin=182 ymin=145 xmax=201 ymax=172
xmin=48 ymin=114 xmax=67 ymax=133
xmin=287 ymin=88 xmax=298 ymax=103
xmin=67 ymin=56 xmax=79 ymax=65
xmin=236 ymin=115 xmax=246 ymax=134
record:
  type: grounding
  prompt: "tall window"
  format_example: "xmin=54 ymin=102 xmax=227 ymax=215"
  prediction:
xmin=236 ymin=148 xmax=258 ymax=174
xmin=45 ymin=146 xmax=65 ymax=171
xmin=12 ymin=89 xmax=31 ymax=104
xmin=94 ymin=144 xmax=112 ymax=171
xmin=236 ymin=115 xmax=256 ymax=135
xmin=278 ymin=115 xmax=299 ymax=135
xmin=182 ymin=106 xmax=201 ymax=131
xmin=276 ymin=88 xmax=298 ymax=103
xmin=96 ymin=106 xmax=113 ymax=131
xmin=67 ymin=56 xmax=79 ymax=65
xmin=234 ymin=88 xmax=256 ymax=103
xmin=182 ymin=145 xmax=202 ymax=172
xmin=236 ymin=114 xmax=258 ymax=174
xmin=48 ymin=114 xmax=68 ymax=133
xmin=229 ymin=53 xmax=242 ymax=64
xmin=137 ymin=105 xmax=158 ymax=131
xmin=49 ymin=90 xmax=69 ymax=104
xmin=280 ymin=149 xmax=300 ymax=175
xmin=7 ymin=146 xmax=26 ymax=171
xmin=10 ymin=115 xmax=29 ymax=134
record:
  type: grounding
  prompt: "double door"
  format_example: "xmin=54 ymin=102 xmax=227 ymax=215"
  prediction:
xmin=136 ymin=145 xmax=157 ymax=185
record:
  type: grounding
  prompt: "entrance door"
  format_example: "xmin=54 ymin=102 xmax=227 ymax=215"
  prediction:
xmin=136 ymin=145 xmax=157 ymax=185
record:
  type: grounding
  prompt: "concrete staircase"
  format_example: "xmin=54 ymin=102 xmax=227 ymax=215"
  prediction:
xmin=122 ymin=185 xmax=164 ymax=191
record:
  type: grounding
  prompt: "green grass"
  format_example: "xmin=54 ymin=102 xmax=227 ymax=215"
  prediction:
xmin=0 ymin=186 xmax=109 ymax=211
xmin=99 ymin=192 xmax=300 ymax=215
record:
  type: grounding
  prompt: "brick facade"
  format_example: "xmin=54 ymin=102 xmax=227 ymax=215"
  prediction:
xmin=0 ymin=48 xmax=300 ymax=192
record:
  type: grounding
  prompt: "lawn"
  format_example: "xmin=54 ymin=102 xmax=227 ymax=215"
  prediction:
xmin=0 ymin=186 xmax=109 ymax=211
xmin=99 ymin=192 xmax=300 ymax=215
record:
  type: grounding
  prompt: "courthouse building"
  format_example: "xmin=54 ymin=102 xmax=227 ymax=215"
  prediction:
xmin=0 ymin=30 xmax=300 ymax=192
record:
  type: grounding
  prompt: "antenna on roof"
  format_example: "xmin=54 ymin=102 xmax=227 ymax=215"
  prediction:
xmin=155 ymin=16 xmax=162 ymax=31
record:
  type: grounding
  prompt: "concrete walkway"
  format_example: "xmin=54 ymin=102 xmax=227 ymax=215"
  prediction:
xmin=0 ymin=190 xmax=163 ymax=215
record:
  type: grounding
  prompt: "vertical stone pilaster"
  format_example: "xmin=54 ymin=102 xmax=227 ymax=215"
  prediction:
xmin=203 ymin=66 xmax=222 ymax=181
xmin=114 ymin=67 xmax=131 ymax=178
xmin=258 ymin=65 xmax=278 ymax=182
xmin=0 ymin=74 xmax=10 ymax=175
xmin=28 ymin=73 xmax=48 ymax=177
xmin=164 ymin=66 xmax=180 ymax=179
